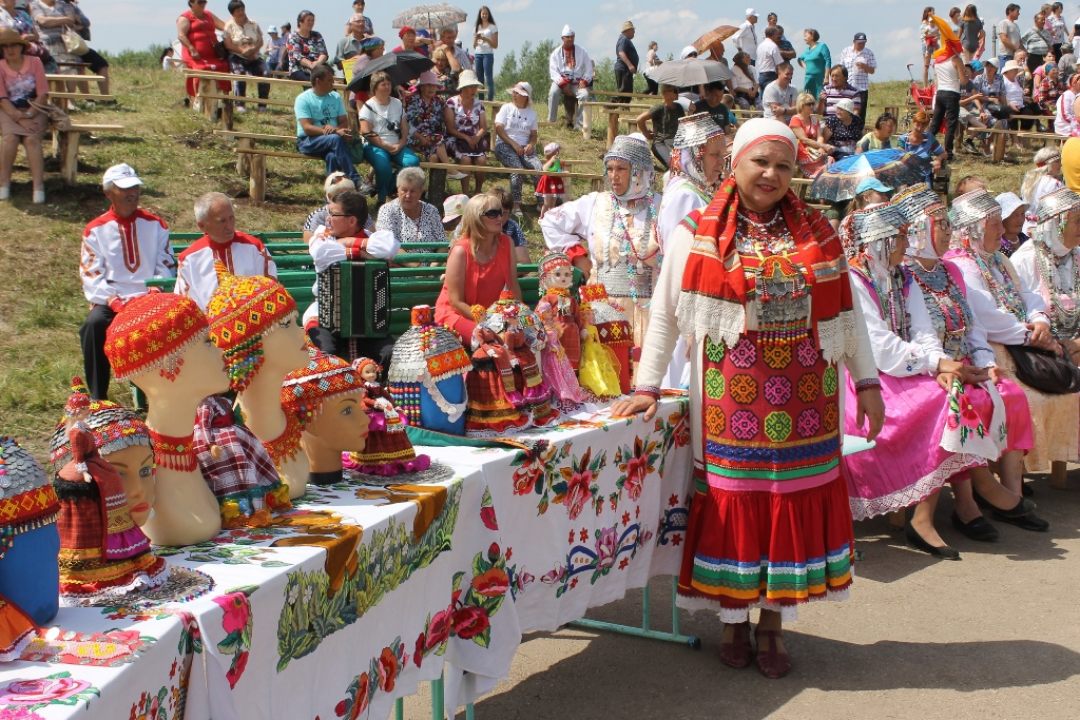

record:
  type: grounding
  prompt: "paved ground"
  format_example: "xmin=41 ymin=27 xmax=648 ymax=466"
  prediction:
xmin=402 ymin=470 xmax=1080 ymax=719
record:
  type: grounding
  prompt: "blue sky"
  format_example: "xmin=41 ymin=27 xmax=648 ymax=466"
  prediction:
xmin=79 ymin=0 xmax=1080 ymax=82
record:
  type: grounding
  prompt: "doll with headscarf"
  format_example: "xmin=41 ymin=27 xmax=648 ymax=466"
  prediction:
xmin=464 ymin=322 xmax=531 ymax=437
xmin=540 ymin=133 xmax=662 ymax=347
xmin=485 ymin=289 xmax=559 ymax=427
xmin=535 ymin=252 xmax=587 ymax=409
xmin=841 ymin=204 xmax=1022 ymax=556
xmin=943 ymin=189 xmax=1076 ymax=478
xmin=343 ymin=357 xmax=432 ymax=476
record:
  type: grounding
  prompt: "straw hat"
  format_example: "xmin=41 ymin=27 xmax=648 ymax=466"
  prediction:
xmin=0 ymin=27 xmax=29 ymax=48
xmin=457 ymin=70 xmax=484 ymax=90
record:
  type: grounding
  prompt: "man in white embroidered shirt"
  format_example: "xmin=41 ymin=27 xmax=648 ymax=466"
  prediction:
xmin=175 ymin=192 xmax=278 ymax=311
xmin=547 ymin=25 xmax=593 ymax=130
xmin=79 ymin=164 xmax=177 ymax=400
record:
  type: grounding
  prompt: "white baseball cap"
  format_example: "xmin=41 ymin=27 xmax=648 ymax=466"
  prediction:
xmin=746 ymin=8 xmax=758 ymax=17
xmin=103 ymin=163 xmax=143 ymax=189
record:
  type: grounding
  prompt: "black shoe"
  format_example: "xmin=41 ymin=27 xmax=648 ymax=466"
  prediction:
xmin=905 ymin=523 xmax=962 ymax=560
xmin=951 ymin=512 xmax=1000 ymax=542
xmin=991 ymin=509 xmax=1050 ymax=532
xmin=963 ymin=137 xmax=980 ymax=155
xmin=972 ymin=489 xmax=1035 ymax=517
xmin=1021 ymin=482 xmax=1034 ymax=498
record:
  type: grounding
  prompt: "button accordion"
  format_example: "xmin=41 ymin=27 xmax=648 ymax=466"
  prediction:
xmin=317 ymin=261 xmax=391 ymax=337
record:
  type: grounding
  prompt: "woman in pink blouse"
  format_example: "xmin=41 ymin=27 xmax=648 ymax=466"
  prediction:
xmin=0 ymin=28 xmax=48 ymax=203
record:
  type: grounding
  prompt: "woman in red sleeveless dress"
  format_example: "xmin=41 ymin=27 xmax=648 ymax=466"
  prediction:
xmin=176 ymin=0 xmax=230 ymax=100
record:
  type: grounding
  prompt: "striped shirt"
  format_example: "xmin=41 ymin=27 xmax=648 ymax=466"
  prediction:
xmin=820 ymin=83 xmax=862 ymax=116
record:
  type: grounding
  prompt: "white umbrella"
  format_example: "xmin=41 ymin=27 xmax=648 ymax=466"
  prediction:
xmin=392 ymin=3 xmax=468 ymax=30
xmin=644 ymin=59 xmax=733 ymax=86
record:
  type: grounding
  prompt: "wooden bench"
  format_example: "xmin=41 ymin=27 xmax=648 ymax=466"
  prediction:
xmin=52 ymin=123 xmax=125 ymax=185
xmin=185 ymin=69 xmax=353 ymax=129
xmin=45 ymin=74 xmax=114 ymax=103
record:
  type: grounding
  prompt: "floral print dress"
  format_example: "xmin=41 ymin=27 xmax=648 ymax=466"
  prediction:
xmin=446 ymin=95 xmax=486 ymax=159
xmin=404 ymin=93 xmax=447 ymax=156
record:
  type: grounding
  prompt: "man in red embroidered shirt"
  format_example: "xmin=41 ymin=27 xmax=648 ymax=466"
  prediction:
xmin=175 ymin=192 xmax=278 ymax=311
xmin=80 ymin=164 xmax=177 ymax=400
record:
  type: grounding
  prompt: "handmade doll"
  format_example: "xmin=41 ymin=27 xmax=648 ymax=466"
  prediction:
xmin=464 ymin=325 xmax=531 ymax=436
xmin=535 ymin=252 xmax=587 ymax=409
xmin=388 ymin=306 xmax=473 ymax=435
xmin=50 ymin=398 xmax=156 ymax=527
xmin=54 ymin=380 xmax=170 ymax=605
xmin=577 ymin=300 xmax=623 ymax=399
xmin=486 ymin=289 xmax=559 ymax=427
xmin=579 ymin=284 xmax=633 ymax=395
xmin=343 ymin=357 xmax=432 ymax=476
xmin=206 ymin=263 xmax=312 ymax=500
xmin=0 ymin=436 xmax=60 ymax=630
xmin=281 ymin=352 xmax=371 ymax=486
xmin=192 ymin=395 xmax=292 ymax=528
xmin=104 ymin=293 xmax=225 ymax=547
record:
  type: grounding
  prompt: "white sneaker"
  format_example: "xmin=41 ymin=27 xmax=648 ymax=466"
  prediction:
xmin=32 ymin=190 xmax=45 ymax=204
xmin=448 ymin=171 xmax=468 ymax=180
xmin=193 ymin=98 xmax=202 ymax=112
xmin=0 ymin=186 xmax=9 ymax=200
xmin=236 ymin=105 xmax=246 ymax=114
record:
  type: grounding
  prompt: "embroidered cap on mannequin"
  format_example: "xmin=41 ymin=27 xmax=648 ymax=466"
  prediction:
xmin=103 ymin=294 xmax=210 ymax=383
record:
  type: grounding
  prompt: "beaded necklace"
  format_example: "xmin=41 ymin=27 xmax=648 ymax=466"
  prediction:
xmin=148 ymin=429 xmax=198 ymax=472
xmin=262 ymin=414 xmax=303 ymax=467
xmin=907 ymin=260 xmax=974 ymax=360
xmin=1033 ymin=240 xmax=1080 ymax=339
xmin=737 ymin=208 xmax=811 ymax=348
xmin=962 ymin=247 xmax=1029 ymax=322
xmin=854 ymin=263 xmax=912 ymax=341
xmin=603 ymin=191 xmax=658 ymax=303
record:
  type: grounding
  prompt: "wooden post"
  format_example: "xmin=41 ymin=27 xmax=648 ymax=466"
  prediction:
xmin=236 ymin=137 xmax=253 ymax=176
xmin=607 ymin=111 xmax=619 ymax=148
xmin=582 ymin=102 xmax=592 ymax=140
xmin=199 ymin=79 xmax=213 ymax=120
xmin=249 ymin=153 xmax=266 ymax=204
xmin=222 ymin=98 xmax=234 ymax=130
xmin=1051 ymin=460 xmax=1068 ymax=489
xmin=993 ymin=131 xmax=1006 ymax=162
xmin=58 ymin=130 xmax=81 ymax=186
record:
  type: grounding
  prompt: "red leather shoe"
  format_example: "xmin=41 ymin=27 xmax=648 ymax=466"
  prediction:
xmin=754 ymin=628 xmax=793 ymax=679
xmin=718 ymin=622 xmax=752 ymax=669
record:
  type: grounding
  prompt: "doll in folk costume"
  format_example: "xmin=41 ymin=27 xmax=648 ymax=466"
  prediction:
xmin=205 ymin=263 xmax=313 ymax=500
xmin=578 ymin=284 xmax=633 ymax=395
xmin=192 ymin=395 xmax=292 ymax=528
xmin=343 ymin=358 xmax=432 ymax=476
xmin=54 ymin=379 xmax=169 ymax=606
xmin=535 ymin=252 xmax=587 ymax=410
xmin=464 ymin=324 xmax=531 ymax=437
xmin=0 ymin=436 xmax=61 ymax=639
xmin=388 ymin=306 xmax=473 ymax=435
xmin=485 ymin=288 xmax=560 ymax=427
xmin=577 ymin=300 xmax=623 ymax=399
xmin=281 ymin=352 xmax=371 ymax=486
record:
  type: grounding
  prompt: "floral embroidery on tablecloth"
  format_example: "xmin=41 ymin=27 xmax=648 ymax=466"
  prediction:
xmin=0 ymin=672 xmax=99 ymax=711
xmin=610 ymin=436 xmax=660 ymax=506
xmin=129 ymin=683 xmax=182 ymax=720
xmin=19 ymin=629 xmax=155 ymax=667
xmin=541 ymin=520 xmax=650 ymax=598
xmin=0 ymin=707 xmax=45 ymax=720
xmin=214 ymin=585 xmax=258 ymax=689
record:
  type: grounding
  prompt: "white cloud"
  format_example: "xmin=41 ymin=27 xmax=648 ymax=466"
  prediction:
xmin=492 ymin=0 xmax=534 ymax=11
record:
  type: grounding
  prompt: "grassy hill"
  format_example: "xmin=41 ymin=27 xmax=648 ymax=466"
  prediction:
xmin=0 ymin=67 xmax=1031 ymax=461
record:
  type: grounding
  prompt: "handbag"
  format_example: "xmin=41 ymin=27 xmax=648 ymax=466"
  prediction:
xmin=985 ymin=101 xmax=1011 ymax=120
xmin=61 ymin=27 xmax=89 ymax=56
xmin=213 ymin=40 xmax=228 ymax=61
xmin=28 ymin=99 xmax=72 ymax=131
xmin=1005 ymin=344 xmax=1080 ymax=394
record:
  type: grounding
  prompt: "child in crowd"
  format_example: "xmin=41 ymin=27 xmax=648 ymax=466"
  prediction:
xmin=265 ymin=25 xmax=285 ymax=70
xmin=535 ymin=142 xmax=564 ymax=217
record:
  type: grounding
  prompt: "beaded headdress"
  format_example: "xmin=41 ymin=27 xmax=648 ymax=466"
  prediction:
xmin=104 ymin=293 xmax=209 ymax=382
xmin=389 ymin=306 xmax=473 ymax=424
xmin=281 ymin=352 xmax=367 ymax=428
xmin=1035 ymin=186 xmax=1080 ymax=225
xmin=950 ymin=189 xmax=1002 ymax=229
xmin=604 ymin=133 xmax=655 ymax=203
xmin=0 ymin=436 xmax=61 ymax=559
xmin=49 ymin=400 xmax=152 ymax=468
xmin=538 ymin=251 xmax=572 ymax=288
xmin=853 ymin=204 xmax=909 ymax=247
xmin=891 ymin=186 xmax=945 ymax=225
xmin=673 ymin=112 xmax=724 ymax=150
xmin=63 ymin=377 xmax=91 ymax=418
xmin=206 ymin=262 xmax=298 ymax=392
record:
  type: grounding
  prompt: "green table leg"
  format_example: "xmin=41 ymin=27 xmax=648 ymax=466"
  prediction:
xmin=395 ymin=697 xmax=404 ymax=720
xmin=570 ymin=576 xmax=701 ymax=649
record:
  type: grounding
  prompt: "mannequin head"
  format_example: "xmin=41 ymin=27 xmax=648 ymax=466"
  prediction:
xmin=205 ymin=263 xmax=303 ymax=392
xmin=50 ymin=400 xmax=156 ymax=526
xmin=282 ymin=354 xmax=370 ymax=474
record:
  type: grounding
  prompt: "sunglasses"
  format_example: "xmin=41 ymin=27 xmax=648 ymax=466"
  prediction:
xmin=482 ymin=208 xmax=504 ymax=219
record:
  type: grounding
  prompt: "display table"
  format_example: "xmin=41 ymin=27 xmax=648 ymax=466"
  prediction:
xmin=0 ymin=397 xmax=693 ymax=720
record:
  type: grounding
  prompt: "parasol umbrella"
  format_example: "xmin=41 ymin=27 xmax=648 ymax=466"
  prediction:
xmin=644 ymin=59 xmax=733 ymax=87
xmin=806 ymin=149 xmax=933 ymax=202
xmin=346 ymin=50 xmax=434 ymax=93
xmin=692 ymin=25 xmax=738 ymax=54
xmin=392 ymin=3 xmax=467 ymax=30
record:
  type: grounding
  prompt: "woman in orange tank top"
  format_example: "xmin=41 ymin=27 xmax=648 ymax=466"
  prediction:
xmin=435 ymin=194 xmax=523 ymax=339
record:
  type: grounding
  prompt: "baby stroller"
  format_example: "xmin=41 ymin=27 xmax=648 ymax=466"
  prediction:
xmin=901 ymin=64 xmax=937 ymax=130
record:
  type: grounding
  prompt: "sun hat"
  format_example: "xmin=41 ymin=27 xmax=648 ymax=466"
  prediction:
xmin=416 ymin=70 xmax=441 ymax=86
xmin=267 ymin=25 xmax=280 ymax=34
xmin=1002 ymin=59 xmax=1023 ymax=74
xmin=0 ymin=27 xmax=29 ymax=47
xmin=995 ymin=191 xmax=1029 ymax=222
xmin=442 ymin=194 xmax=468 ymax=222
xmin=855 ymin=177 xmax=892 ymax=196
xmin=621 ymin=20 xmax=635 ymax=32
xmin=984 ymin=57 xmax=1000 ymax=68
xmin=835 ymin=98 xmax=857 ymax=115
xmin=103 ymin=163 xmax=143 ymax=190
xmin=508 ymin=81 xmax=532 ymax=100
xmin=457 ymin=69 xmax=484 ymax=90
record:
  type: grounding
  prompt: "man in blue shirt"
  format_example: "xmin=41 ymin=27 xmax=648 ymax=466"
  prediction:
xmin=295 ymin=64 xmax=363 ymax=187
xmin=613 ymin=20 xmax=638 ymax=104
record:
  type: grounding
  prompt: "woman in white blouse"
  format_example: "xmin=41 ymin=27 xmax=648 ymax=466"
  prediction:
xmin=492 ymin=81 xmax=541 ymax=215
xmin=943 ymin=189 xmax=1076 ymax=494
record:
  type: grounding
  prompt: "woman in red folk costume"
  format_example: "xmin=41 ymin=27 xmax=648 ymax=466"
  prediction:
xmin=614 ymin=119 xmax=884 ymax=679
xmin=55 ymin=379 xmax=168 ymax=605
xmin=344 ymin=357 xmax=431 ymax=476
